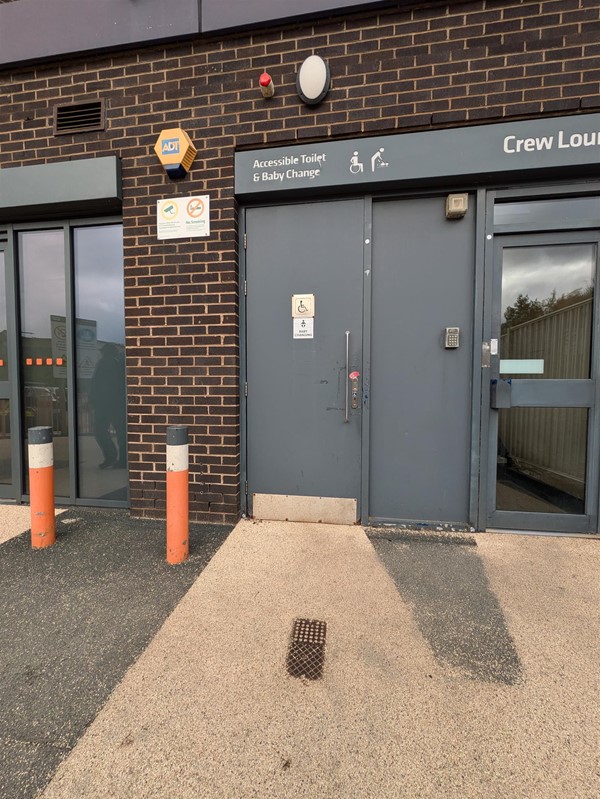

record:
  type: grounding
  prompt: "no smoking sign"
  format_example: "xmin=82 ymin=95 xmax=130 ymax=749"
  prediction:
xmin=157 ymin=195 xmax=210 ymax=240
xmin=186 ymin=197 xmax=205 ymax=218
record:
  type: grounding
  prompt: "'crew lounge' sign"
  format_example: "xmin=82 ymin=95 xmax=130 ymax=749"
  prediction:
xmin=235 ymin=113 xmax=600 ymax=196
xmin=503 ymin=127 xmax=600 ymax=154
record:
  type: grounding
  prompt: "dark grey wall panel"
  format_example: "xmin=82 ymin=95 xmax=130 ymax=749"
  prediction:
xmin=0 ymin=157 xmax=121 ymax=222
xmin=0 ymin=0 xmax=200 ymax=66
xmin=202 ymin=0 xmax=392 ymax=32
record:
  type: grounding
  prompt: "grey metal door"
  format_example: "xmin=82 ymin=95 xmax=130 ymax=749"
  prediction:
xmin=369 ymin=197 xmax=475 ymax=525
xmin=244 ymin=200 xmax=364 ymax=521
xmin=487 ymin=232 xmax=600 ymax=533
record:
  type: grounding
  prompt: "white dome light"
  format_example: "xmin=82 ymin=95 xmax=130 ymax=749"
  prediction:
xmin=297 ymin=55 xmax=330 ymax=106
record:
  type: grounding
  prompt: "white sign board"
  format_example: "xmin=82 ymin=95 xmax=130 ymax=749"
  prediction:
xmin=291 ymin=294 xmax=315 ymax=318
xmin=157 ymin=195 xmax=210 ymax=240
xmin=293 ymin=318 xmax=314 ymax=339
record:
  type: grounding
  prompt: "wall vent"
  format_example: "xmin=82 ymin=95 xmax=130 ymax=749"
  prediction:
xmin=0 ymin=229 xmax=8 ymax=244
xmin=53 ymin=100 xmax=105 ymax=135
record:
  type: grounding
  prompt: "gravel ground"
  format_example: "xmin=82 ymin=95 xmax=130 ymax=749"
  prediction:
xmin=0 ymin=507 xmax=231 ymax=799
xmin=0 ymin=505 xmax=64 ymax=546
xmin=37 ymin=519 xmax=599 ymax=799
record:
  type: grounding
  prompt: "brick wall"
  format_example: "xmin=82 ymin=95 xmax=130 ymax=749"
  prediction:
xmin=1 ymin=0 xmax=599 ymax=521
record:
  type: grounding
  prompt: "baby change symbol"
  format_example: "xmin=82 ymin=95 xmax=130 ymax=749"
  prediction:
xmin=371 ymin=148 xmax=389 ymax=171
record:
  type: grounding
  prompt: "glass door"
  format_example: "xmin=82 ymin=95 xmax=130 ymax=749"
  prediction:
xmin=487 ymin=232 xmax=600 ymax=532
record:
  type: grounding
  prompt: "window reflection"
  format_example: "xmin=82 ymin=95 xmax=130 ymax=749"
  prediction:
xmin=497 ymin=242 xmax=595 ymax=515
xmin=501 ymin=244 xmax=595 ymax=379
xmin=19 ymin=230 xmax=70 ymax=497
xmin=74 ymin=225 xmax=127 ymax=501
xmin=497 ymin=407 xmax=587 ymax=514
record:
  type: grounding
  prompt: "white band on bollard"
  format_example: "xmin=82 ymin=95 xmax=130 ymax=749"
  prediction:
xmin=29 ymin=442 xmax=54 ymax=469
xmin=166 ymin=443 xmax=188 ymax=473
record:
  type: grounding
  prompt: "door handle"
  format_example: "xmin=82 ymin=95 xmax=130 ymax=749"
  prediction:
xmin=345 ymin=330 xmax=350 ymax=423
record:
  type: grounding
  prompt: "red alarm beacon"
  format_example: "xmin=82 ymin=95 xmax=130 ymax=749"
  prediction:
xmin=259 ymin=71 xmax=275 ymax=98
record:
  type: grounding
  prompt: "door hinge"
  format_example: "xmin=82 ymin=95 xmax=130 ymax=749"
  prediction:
xmin=243 ymin=233 xmax=247 ymax=249
xmin=245 ymin=480 xmax=248 ymax=495
xmin=244 ymin=382 xmax=248 ymax=397
xmin=244 ymin=279 xmax=247 ymax=296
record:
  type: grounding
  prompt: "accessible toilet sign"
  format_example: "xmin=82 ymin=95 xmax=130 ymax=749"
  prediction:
xmin=235 ymin=113 xmax=600 ymax=196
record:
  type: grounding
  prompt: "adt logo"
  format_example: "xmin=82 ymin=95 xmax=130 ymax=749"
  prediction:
xmin=161 ymin=138 xmax=180 ymax=155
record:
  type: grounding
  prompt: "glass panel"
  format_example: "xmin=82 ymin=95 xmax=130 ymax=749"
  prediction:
xmin=496 ymin=407 xmax=588 ymax=514
xmin=19 ymin=230 xmax=69 ymax=497
xmin=0 ymin=252 xmax=8 ymax=382
xmin=500 ymin=244 xmax=595 ymax=378
xmin=494 ymin=197 xmax=600 ymax=227
xmin=74 ymin=225 xmax=126 ymax=501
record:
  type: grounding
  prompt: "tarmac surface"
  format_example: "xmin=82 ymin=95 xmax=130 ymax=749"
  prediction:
xmin=0 ymin=508 xmax=231 ymax=799
xmin=0 ymin=509 xmax=598 ymax=798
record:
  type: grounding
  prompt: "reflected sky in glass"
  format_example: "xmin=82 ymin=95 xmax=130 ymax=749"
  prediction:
xmin=19 ymin=230 xmax=65 ymax=338
xmin=502 ymin=244 xmax=595 ymax=321
xmin=74 ymin=225 xmax=124 ymax=345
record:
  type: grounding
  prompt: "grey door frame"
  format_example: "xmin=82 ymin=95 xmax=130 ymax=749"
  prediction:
xmin=1 ymin=217 xmax=127 ymax=507
xmin=480 ymin=185 xmax=600 ymax=534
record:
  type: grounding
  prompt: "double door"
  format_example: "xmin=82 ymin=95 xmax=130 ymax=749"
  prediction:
xmin=243 ymin=197 xmax=475 ymax=526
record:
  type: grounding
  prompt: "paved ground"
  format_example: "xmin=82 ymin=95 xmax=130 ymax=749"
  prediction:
xmin=0 ymin=508 xmax=231 ymax=799
xmin=11 ymin=517 xmax=595 ymax=799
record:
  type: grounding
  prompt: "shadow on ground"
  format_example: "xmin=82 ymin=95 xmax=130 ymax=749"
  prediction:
xmin=369 ymin=531 xmax=522 ymax=685
xmin=0 ymin=508 xmax=231 ymax=799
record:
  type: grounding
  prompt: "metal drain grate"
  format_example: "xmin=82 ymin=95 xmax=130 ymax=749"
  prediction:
xmin=286 ymin=618 xmax=327 ymax=680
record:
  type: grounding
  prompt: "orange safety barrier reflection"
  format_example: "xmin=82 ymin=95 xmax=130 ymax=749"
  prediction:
xmin=24 ymin=357 xmax=65 ymax=366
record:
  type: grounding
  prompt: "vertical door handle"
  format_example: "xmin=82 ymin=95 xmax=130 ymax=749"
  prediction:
xmin=345 ymin=330 xmax=350 ymax=423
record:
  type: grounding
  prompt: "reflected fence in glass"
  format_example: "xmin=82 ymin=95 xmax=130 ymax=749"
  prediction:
xmin=500 ymin=244 xmax=595 ymax=380
xmin=496 ymin=406 xmax=588 ymax=515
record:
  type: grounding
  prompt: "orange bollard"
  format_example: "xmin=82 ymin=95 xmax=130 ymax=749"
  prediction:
xmin=166 ymin=425 xmax=189 ymax=564
xmin=28 ymin=426 xmax=56 ymax=549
